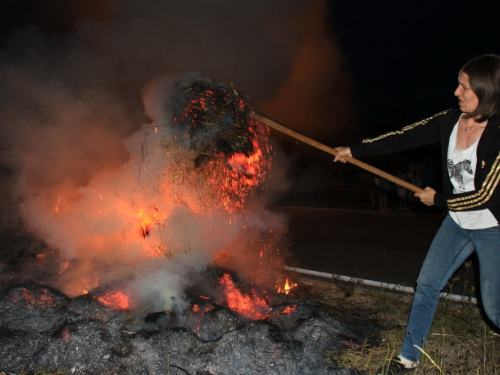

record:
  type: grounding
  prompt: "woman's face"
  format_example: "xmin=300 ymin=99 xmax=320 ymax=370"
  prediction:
xmin=454 ymin=71 xmax=479 ymax=114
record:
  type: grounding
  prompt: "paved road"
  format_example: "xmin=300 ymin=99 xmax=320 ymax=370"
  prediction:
xmin=274 ymin=207 xmax=476 ymax=293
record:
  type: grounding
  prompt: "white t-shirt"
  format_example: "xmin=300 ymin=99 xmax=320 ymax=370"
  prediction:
xmin=447 ymin=121 xmax=498 ymax=229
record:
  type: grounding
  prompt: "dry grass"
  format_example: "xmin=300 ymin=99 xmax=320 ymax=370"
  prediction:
xmin=293 ymin=278 xmax=500 ymax=374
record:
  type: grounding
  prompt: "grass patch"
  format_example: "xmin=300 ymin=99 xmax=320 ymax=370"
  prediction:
xmin=293 ymin=279 xmax=500 ymax=374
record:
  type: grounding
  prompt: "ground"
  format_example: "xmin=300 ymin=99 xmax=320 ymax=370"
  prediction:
xmin=293 ymin=277 xmax=500 ymax=375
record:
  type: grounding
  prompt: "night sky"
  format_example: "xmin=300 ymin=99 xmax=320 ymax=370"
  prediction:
xmin=1 ymin=0 xmax=500 ymax=197
xmin=330 ymin=0 xmax=500 ymax=135
xmin=2 ymin=0 xmax=500 ymax=136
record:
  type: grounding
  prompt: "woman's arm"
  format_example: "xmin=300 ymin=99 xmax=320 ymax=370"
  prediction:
xmin=350 ymin=109 xmax=452 ymax=158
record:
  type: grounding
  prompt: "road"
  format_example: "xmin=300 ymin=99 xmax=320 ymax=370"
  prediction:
xmin=274 ymin=207 xmax=476 ymax=294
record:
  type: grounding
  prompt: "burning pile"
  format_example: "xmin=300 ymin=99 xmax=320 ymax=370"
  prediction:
xmin=171 ymin=78 xmax=259 ymax=161
xmin=13 ymin=74 xmax=282 ymax=308
xmin=169 ymin=77 xmax=272 ymax=210
xmin=0 ymin=74 xmax=378 ymax=374
xmin=0 ymin=275 xmax=368 ymax=375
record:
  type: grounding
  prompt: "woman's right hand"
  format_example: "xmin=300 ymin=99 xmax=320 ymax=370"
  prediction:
xmin=415 ymin=186 xmax=436 ymax=206
xmin=333 ymin=147 xmax=352 ymax=163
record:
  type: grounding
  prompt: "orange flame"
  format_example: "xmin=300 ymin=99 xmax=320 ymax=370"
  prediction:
xmin=54 ymin=196 xmax=62 ymax=214
xmin=136 ymin=208 xmax=158 ymax=238
xmin=16 ymin=288 xmax=57 ymax=308
xmin=97 ymin=291 xmax=131 ymax=310
xmin=281 ymin=304 xmax=297 ymax=314
xmin=35 ymin=81 xmax=278 ymax=301
xmin=58 ymin=261 xmax=70 ymax=276
xmin=204 ymin=121 xmax=271 ymax=211
xmin=277 ymin=279 xmax=297 ymax=295
xmin=219 ymin=273 xmax=270 ymax=320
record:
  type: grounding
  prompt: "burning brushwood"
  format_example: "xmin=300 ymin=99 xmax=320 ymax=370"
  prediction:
xmin=0 ymin=277 xmax=374 ymax=375
xmin=170 ymin=79 xmax=257 ymax=161
xmin=3 ymin=75 xmax=383 ymax=375
xmin=164 ymin=77 xmax=272 ymax=210
xmin=169 ymin=77 xmax=421 ymax=194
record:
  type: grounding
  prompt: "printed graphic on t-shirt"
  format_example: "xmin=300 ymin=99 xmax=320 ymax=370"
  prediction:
xmin=447 ymin=159 xmax=473 ymax=190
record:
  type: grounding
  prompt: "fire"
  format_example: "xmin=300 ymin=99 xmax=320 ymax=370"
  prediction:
xmin=277 ymin=279 xmax=297 ymax=295
xmin=136 ymin=208 xmax=158 ymax=238
xmin=206 ymin=122 xmax=271 ymax=211
xmin=218 ymin=273 xmax=270 ymax=320
xmin=192 ymin=303 xmax=214 ymax=315
xmin=27 ymin=77 xmax=282 ymax=308
xmin=54 ymin=196 xmax=62 ymax=214
xmin=172 ymin=79 xmax=272 ymax=211
xmin=11 ymin=288 xmax=57 ymax=308
xmin=97 ymin=291 xmax=131 ymax=310
xmin=58 ymin=261 xmax=70 ymax=276
xmin=61 ymin=327 xmax=71 ymax=340
xmin=61 ymin=328 xmax=71 ymax=340
xmin=281 ymin=304 xmax=297 ymax=314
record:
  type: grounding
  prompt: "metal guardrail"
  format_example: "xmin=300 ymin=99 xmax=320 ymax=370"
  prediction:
xmin=285 ymin=266 xmax=478 ymax=304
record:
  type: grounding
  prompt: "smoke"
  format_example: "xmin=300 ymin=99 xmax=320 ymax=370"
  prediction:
xmin=262 ymin=0 xmax=353 ymax=141
xmin=0 ymin=0 xmax=352 ymax=310
xmin=17 ymin=74 xmax=288 ymax=311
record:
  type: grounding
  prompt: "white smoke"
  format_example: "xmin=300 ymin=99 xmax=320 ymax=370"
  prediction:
xmin=0 ymin=0 xmax=351 ymax=310
xmin=18 ymin=74 xmax=287 ymax=310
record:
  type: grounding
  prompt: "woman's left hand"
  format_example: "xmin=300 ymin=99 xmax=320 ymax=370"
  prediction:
xmin=414 ymin=186 xmax=436 ymax=206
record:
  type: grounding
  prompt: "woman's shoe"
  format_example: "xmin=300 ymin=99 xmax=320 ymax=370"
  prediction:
xmin=376 ymin=358 xmax=416 ymax=374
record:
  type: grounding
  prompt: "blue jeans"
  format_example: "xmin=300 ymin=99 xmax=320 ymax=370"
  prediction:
xmin=401 ymin=214 xmax=500 ymax=362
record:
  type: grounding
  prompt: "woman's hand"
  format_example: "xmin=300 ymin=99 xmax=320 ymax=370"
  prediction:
xmin=333 ymin=147 xmax=352 ymax=163
xmin=415 ymin=186 xmax=436 ymax=206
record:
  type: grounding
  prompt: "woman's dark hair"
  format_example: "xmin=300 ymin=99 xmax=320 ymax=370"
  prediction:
xmin=461 ymin=54 xmax=500 ymax=121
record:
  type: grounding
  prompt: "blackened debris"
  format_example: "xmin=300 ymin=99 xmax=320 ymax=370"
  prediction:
xmin=0 ymin=282 xmax=365 ymax=375
xmin=170 ymin=78 xmax=257 ymax=161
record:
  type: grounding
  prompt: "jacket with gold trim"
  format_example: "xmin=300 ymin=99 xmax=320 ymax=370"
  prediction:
xmin=350 ymin=107 xmax=500 ymax=221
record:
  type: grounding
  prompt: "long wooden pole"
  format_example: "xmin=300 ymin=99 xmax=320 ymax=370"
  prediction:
xmin=250 ymin=111 xmax=423 ymax=194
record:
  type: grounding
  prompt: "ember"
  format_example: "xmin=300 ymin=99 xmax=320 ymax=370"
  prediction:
xmin=136 ymin=208 xmax=157 ymax=238
xmin=13 ymin=74 xmax=284 ymax=306
xmin=9 ymin=287 xmax=57 ymax=308
xmin=0 ymin=281 xmax=374 ymax=375
xmin=97 ymin=291 xmax=132 ymax=310
xmin=281 ymin=304 xmax=297 ymax=314
xmin=1 ymin=75 xmax=317 ymax=373
xmin=278 ymin=278 xmax=297 ymax=295
xmin=171 ymin=78 xmax=272 ymax=211
xmin=218 ymin=273 xmax=270 ymax=320
xmin=171 ymin=79 xmax=258 ymax=158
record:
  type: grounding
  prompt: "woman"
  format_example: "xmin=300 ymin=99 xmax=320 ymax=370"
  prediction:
xmin=334 ymin=54 xmax=500 ymax=374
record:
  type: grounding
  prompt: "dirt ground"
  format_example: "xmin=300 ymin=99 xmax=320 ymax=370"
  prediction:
xmin=293 ymin=277 xmax=500 ymax=375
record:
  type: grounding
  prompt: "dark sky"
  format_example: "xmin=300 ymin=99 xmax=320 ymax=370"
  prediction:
xmin=330 ymin=0 xmax=500 ymax=135
xmin=2 ymin=0 xmax=500 ymax=137
xmin=1 ymin=0 xmax=500 ymax=187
